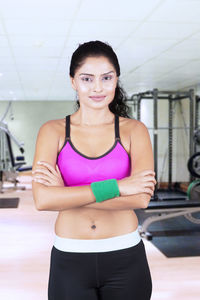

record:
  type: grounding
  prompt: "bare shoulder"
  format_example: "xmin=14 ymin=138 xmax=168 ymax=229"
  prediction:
xmin=35 ymin=117 xmax=65 ymax=155
xmin=119 ymin=116 xmax=148 ymax=135
xmin=38 ymin=118 xmax=65 ymax=136
xmin=32 ymin=118 xmax=65 ymax=170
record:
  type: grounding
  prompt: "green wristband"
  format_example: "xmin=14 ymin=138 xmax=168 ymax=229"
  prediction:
xmin=91 ymin=178 xmax=120 ymax=203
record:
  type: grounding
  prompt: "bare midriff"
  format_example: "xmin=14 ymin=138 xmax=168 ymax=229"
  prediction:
xmin=55 ymin=208 xmax=138 ymax=239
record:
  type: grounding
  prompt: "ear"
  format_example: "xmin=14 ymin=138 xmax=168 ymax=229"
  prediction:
xmin=115 ymin=77 xmax=119 ymax=88
xmin=70 ymin=76 xmax=77 ymax=91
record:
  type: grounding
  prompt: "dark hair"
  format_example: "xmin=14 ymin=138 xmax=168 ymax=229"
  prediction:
xmin=69 ymin=40 xmax=131 ymax=118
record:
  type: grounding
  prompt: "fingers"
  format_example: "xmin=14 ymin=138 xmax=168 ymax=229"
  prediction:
xmin=34 ymin=178 xmax=51 ymax=186
xmin=56 ymin=164 xmax=61 ymax=175
xmin=145 ymin=180 xmax=156 ymax=192
xmin=32 ymin=162 xmax=64 ymax=187
xmin=32 ymin=168 xmax=54 ymax=179
xmin=32 ymin=164 xmax=54 ymax=182
xmin=33 ymin=172 xmax=52 ymax=183
xmin=143 ymin=176 xmax=157 ymax=185
xmin=32 ymin=161 xmax=58 ymax=178
xmin=132 ymin=170 xmax=156 ymax=178
xmin=32 ymin=175 xmax=50 ymax=185
xmin=147 ymin=182 xmax=155 ymax=189
xmin=36 ymin=161 xmax=57 ymax=175
xmin=144 ymin=188 xmax=154 ymax=196
xmin=34 ymin=161 xmax=61 ymax=177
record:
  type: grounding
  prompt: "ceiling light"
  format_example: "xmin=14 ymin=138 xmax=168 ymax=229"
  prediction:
xmin=33 ymin=40 xmax=44 ymax=48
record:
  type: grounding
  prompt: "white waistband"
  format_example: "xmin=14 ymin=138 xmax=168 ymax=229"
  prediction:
xmin=54 ymin=228 xmax=141 ymax=253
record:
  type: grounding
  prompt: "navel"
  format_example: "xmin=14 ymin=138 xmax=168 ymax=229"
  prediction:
xmin=91 ymin=224 xmax=96 ymax=230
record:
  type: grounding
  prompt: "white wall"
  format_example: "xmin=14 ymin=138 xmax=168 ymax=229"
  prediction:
xmin=0 ymin=100 xmax=76 ymax=167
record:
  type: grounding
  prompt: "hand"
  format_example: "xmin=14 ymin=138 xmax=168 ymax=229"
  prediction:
xmin=117 ymin=170 xmax=156 ymax=197
xmin=32 ymin=161 xmax=65 ymax=187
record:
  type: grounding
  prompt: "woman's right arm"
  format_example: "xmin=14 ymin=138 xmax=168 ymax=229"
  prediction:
xmin=32 ymin=121 xmax=96 ymax=211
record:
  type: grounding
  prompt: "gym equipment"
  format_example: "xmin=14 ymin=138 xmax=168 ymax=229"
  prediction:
xmin=129 ymin=89 xmax=195 ymax=193
xmin=138 ymin=198 xmax=200 ymax=240
xmin=194 ymin=129 xmax=200 ymax=145
xmin=139 ymin=184 xmax=200 ymax=240
xmin=187 ymin=180 xmax=200 ymax=201
xmin=139 ymin=178 xmax=200 ymax=239
xmin=0 ymin=101 xmax=32 ymax=194
xmin=0 ymin=197 xmax=19 ymax=208
xmin=187 ymin=152 xmax=200 ymax=178
xmin=126 ymin=89 xmax=200 ymax=239
xmin=194 ymin=95 xmax=200 ymax=153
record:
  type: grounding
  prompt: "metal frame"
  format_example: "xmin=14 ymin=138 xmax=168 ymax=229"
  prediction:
xmin=130 ymin=89 xmax=195 ymax=188
xmin=139 ymin=206 xmax=200 ymax=239
xmin=194 ymin=95 xmax=200 ymax=153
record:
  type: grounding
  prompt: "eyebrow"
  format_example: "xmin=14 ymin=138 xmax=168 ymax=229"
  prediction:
xmin=79 ymin=71 xmax=115 ymax=76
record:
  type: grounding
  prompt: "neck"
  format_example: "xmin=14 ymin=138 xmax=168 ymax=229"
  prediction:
xmin=73 ymin=109 xmax=115 ymax=126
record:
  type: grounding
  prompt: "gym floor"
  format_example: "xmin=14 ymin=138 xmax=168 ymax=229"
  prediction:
xmin=0 ymin=176 xmax=199 ymax=300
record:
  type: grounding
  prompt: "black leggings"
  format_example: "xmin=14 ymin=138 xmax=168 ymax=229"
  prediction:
xmin=48 ymin=239 xmax=152 ymax=300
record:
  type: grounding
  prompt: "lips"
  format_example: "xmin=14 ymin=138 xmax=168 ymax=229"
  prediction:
xmin=89 ymin=96 xmax=106 ymax=101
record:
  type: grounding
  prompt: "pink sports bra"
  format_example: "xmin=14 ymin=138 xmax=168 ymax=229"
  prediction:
xmin=56 ymin=114 xmax=131 ymax=187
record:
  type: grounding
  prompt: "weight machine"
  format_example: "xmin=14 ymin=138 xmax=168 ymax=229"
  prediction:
xmin=127 ymin=89 xmax=200 ymax=239
xmin=188 ymin=95 xmax=200 ymax=179
xmin=0 ymin=101 xmax=32 ymax=197
xmin=130 ymin=88 xmax=195 ymax=190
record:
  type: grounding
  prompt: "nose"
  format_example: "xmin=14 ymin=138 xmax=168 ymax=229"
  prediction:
xmin=93 ymin=78 xmax=103 ymax=92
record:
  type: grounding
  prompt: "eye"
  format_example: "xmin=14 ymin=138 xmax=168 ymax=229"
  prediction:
xmin=103 ymin=75 xmax=112 ymax=81
xmin=81 ymin=77 xmax=93 ymax=82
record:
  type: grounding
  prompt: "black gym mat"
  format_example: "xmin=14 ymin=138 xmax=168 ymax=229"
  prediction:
xmin=0 ymin=197 xmax=20 ymax=208
xmin=136 ymin=210 xmax=200 ymax=258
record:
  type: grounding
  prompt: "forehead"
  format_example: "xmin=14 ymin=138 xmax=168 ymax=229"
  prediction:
xmin=76 ymin=56 xmax=115 ymax=74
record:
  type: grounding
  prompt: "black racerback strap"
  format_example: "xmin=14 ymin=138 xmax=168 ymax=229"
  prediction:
xmin=115 ymin=114 xmax=120 ymax=140
xmin=65 ymin=114 xmax=120 ymax=141
xmin=65 ymin=115 xmax=70 ymax=140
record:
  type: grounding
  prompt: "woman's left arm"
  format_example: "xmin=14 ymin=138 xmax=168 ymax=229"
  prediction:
xmin=78 ymin=193 xmax=149 ymax=210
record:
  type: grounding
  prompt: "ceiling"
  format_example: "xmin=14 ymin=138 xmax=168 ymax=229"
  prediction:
xmin=1 ymin=0 xmax=200 ymax=101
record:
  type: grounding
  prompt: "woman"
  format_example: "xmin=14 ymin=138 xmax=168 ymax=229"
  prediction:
xmin=32 ymin=40 xmax=156 ymax=300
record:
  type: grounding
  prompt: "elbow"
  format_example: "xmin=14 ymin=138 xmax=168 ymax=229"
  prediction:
xmin=141 ymin=193 xmax=151 ymax=209
xmin=35 ymin=201 xmax=45 ymax=211
xmin=33 ymin=194 xmax=45 ymax=211
xmin=32 ymin=182 xmax=46 ymax=211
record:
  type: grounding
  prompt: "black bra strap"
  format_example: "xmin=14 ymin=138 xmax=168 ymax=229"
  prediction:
xmin=115 ymin=114 xmax=120 ymax=140
xmin=65 ymin=115 xmax=70 ymax=140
